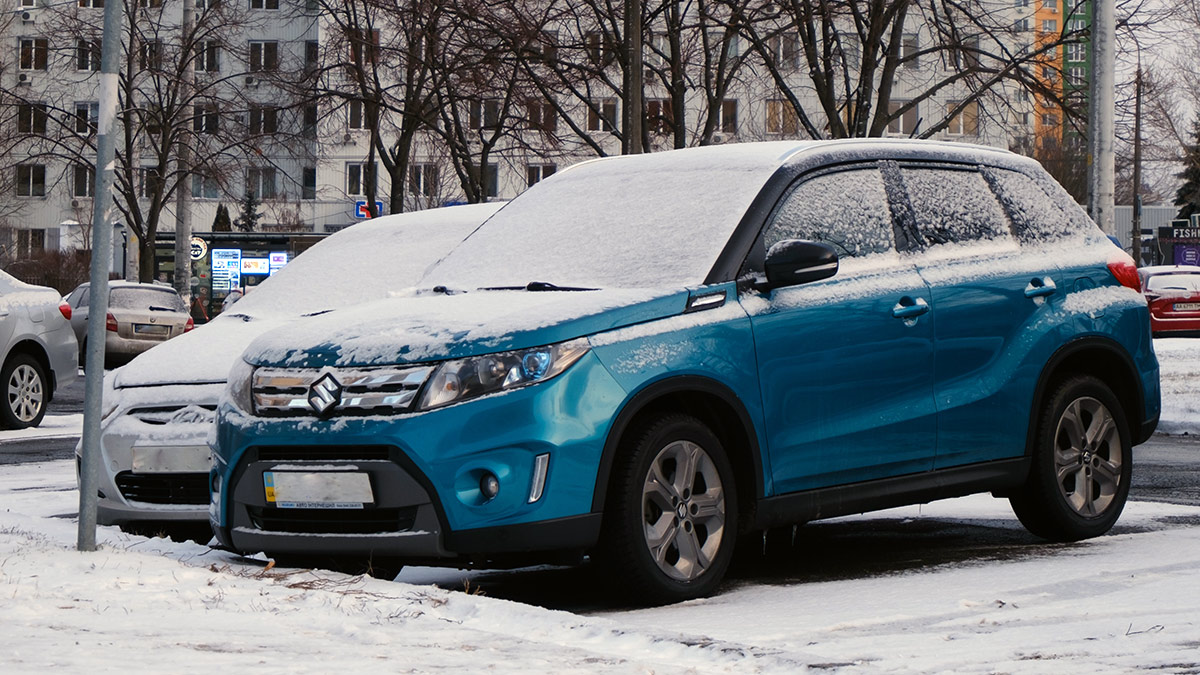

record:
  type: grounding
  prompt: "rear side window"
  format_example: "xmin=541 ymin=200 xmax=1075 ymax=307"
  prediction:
xmin=765 ymin=168 xmax=894 ymax=258
xmin=981 ymin=166 xmax=1093 ymax=243
xmin=902 ymin=168 xmax=1012 ymax=246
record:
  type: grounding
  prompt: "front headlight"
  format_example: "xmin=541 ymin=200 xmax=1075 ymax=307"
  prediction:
xmin=417 ymin=338 xmax=590 ymax=410
xmin=225 ymin=358 xmax=255 ymax=413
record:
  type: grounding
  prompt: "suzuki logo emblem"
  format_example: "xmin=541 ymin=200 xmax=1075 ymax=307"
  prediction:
xmin=308 ymin=372 xmax=343 ymax=416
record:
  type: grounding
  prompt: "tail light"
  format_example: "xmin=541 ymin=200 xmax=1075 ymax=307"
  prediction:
xmin=58 ymin=301 xmax=71 ymax=320
xmin=184 ymin=317 xmax=194 ymax=332
xmin=105 ymin=313 xmax=118 ymax=332
xmin=1107 ymin=251 xmax=1141 ymax=292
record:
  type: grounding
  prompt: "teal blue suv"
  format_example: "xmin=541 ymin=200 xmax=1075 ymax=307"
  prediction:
xmin=210 ymin=140 xmax=1159 ymax=604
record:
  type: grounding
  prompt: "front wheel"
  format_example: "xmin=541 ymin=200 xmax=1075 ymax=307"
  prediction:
xmin=1010 ymin=375 xmax=1132 ymax=541
xmin=599 ymin=414 xmax=738 ymax=605
xmin=1 ymin=354 xmax=47 ymax=429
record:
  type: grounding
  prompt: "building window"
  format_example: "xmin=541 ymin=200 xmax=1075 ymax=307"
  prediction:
xmin=17 ymin=103 xmax=48 ymax=134
xmin=587 ymin=98 xmax=617 ymax=132
xmin=1013 ymin=0 xmax=1028 ymax=6
xmin=348 ymin=100 xmax=364 ymax=129
xmin=346 ymin=163 xmax=376 ymax=196
xmin=768 ymin=33 xmax=799 ymax=71
xmin=249 ymin=41 xmax=278 ymax=72
xmin=1066 ymin=43 xmax=1086 ymax=62
xmin=585 ymin=31 xmax=611 ymax=65
xmin=766 ymin=99 xmax=798 ymax=135
xmin=191 ymin=172 xmax=219 ymax=198
xmin=1041 ymin=0 xmax=1057 ymax=13
xmin=347 ymin=28 xmax=380 ymax=66
xmin=192 ymin=104 xmax=219 ymax=133
xmin=887 ymin=101 xmax=918 ymax=135
xmin=1068 ymin=18 xmax=1087 ymax=33
xmin=527 ymin=100 xmax=556 ymax=132
xmin=410 ymin=163 xmax=437 ymax=197
xmin=1041 ymin=112 xmax=1059 ymax=127
xmin=16 ymin=164 xmax=45 ymax=197
xmin=526 ymin=164 xmax=556 ymax=187
xmin=303 ymin=104 xmax=318 ymax=137
xmin=304 ymin=40 xmax=319 ymax=72
xmin=475 ymin=163 xmax=499 ymax=199
xmin=1042 ymin=19 xmax=1058 ymax=33
xmin=1067 ymin=66 xmax=1085 ymax=86
xmin=646 ymin=98 xmax=674 ymax=135
xmin=76 ymin=39 xmax=101 ymax=71
xmin=21 ymin=0 xmax=37 ymax=7
xmin=946 ymin=101 xmax=978 ymax=135
xmin=195 ymin=41 xmax=219 ymax=72
xmin=716 ymin=99 xmax=738 ymax=134
xmin=73 ymin=165 xmax=95 ymax=197
xmin=249 ymin=105 xmax=278 ymax=134
xmin=248 ymin=167 xmax=277 ymax=199
xmin=74 ymin=102 xmax=99 ymax=134
xmin=1012 ymin=18 xmax=1030 ymax=32
xmin=469 ymin=100 xmax=501 ymax=129
xmin=249 ymin=0 xmax=278 ymax=8
xmin=302 ymin=167 xmax=316 ymax=200
xmin=19 ymin=38 xmax=49 ymax=71
xmin=901 ymin=34 xmax=919 ymax=69
xmin=140 ymin=167 xmax=162 ymax=199
xmin=140 ymin=40 xmax=162 ymax=70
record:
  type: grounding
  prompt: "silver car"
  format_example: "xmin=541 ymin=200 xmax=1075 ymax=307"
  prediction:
xmin=65 ymin=281 xmax=191 ymax=368
xmin=0 ymin=270 xmax=78 ymax=429
xmin=79 ymin=203 xmax=502 ymax=530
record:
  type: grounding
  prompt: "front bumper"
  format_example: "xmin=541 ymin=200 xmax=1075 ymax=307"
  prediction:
xmin=211 ymin=351 xmax=625 ymax=563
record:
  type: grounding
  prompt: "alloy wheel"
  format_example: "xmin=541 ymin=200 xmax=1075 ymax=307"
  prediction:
xmin=640 ymin=439 xmax=727 ymax=582
xmin=7 ymin=362 xmax=44 ymax=423
xmin=1053 ymin=396 xmax=1122 ymax=517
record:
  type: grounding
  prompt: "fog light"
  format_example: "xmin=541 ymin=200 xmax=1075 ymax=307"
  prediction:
xmin=480 ymin=472 xmax=499 ymax=500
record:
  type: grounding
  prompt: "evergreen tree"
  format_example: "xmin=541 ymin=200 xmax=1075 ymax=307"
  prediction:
xmin=234 ymin=191 xmax=261 ymax=232
xmin=212 ymin=203 xmax=232 ymax=232
xmin=1174 ymin=119 xmax=1200 ymax=223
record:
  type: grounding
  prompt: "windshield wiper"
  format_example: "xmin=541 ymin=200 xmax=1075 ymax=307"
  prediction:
xmin=148 ymin=305 xmax=176 ymax=312
xmin=481 ymin=281 xmax=598 ymax=292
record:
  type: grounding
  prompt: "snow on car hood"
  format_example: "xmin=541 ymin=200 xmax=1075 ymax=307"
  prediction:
xmin=112 ymin=313 xmax=291 ymax=388
xmin=243 ymin=288 xmax=689 ymax=368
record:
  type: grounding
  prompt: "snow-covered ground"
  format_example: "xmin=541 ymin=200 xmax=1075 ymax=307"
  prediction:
xmin=0 ymin=339 xmax=1197 ymax=673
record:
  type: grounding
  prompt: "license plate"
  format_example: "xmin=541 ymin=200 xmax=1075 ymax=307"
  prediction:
xmin=132 ymin=445 xmax=211 ymax=473
xmin=1174 ymin=302 xmax=1200 ymax=312
xmin=264 ymin=471 xmax=372 ymax=509
xmin=134 ymin=323 xmax=170 ymax=335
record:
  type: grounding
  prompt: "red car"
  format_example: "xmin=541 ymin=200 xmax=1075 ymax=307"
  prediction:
xmin=1139 ymin=265 xmax=1200 ymax=337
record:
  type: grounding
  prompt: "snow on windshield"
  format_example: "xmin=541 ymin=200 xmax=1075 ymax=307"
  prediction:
xmin=230 ymin=203 xmax=501 ymax=318
xmin=426 ymin=143 xmax=807 ymax=290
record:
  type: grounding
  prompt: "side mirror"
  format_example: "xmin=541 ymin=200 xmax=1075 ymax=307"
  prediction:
xmin=762 ymin=239 xmax=838 ymax=291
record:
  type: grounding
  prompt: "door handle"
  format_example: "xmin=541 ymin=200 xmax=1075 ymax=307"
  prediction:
xmin=1024 ymin=277 xmax=1057 ymax=298
xmin=892 ymin=296 xmax=930 ymax=319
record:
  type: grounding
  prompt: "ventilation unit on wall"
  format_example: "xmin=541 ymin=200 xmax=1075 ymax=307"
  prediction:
xmin=17 ymin=73 xmax=31 ymax=85
xmin=21 ymin=11 xmax=34 ymax=23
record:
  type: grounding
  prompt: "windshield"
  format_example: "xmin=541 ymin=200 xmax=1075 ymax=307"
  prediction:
xmin=110 ymin=287 xmax=186 ymax=312
xmin=425 ymin=143 xmax=803 ymax=290
xmin=1147 ymin=273 xmax=1200 ymax=293
xmin=228 ymin=203 xmax=501 ymax=319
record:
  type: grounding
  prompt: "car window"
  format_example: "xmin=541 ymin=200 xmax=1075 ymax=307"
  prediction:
xmin=74 ymin=287 xmax=89 ymax=307
xmin=1147 ymin=273 xmax=1200 ymax=292
xmin=764 ymin=168 xmax=894 ymax=258
xmin=110 ymin=287 xmax=187 ymax=312
xmin=981 ymin=166 xmax=1087 ymax=243
xmin=902 ymin=167 xmax=1013 ymax=247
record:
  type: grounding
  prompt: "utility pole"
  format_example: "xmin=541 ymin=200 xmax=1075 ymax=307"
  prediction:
xmin=174 ymin=0 xmax=195 ymax=301
xmin=1132 ymin=64 xmax=1143 ymax=265
xmin=78 ymin=0 xmax=125 ymax=552
xmin=623 ymin=0 xmax=644 ymax=154
xmin=1088 ymin=0 xmax=1116 ymax=234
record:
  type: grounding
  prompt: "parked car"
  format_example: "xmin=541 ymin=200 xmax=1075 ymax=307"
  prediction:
xmin=211 ymin=140 xmax=1159 ymax=604
xmin=1138 ymin=265 xmax=1200 ymax=337
xmin=64 ymin=281 xmax=192 ymax=368
xmin=78 ymin=203 xmax=501 ymax=530
xmin=0 ymin=270 xmax=77 ymax=429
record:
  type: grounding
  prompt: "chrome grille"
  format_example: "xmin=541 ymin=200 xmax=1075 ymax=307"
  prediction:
xmin=252 ymin=365 xmax=433 ymax=417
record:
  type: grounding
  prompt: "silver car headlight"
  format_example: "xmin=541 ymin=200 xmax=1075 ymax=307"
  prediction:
xmin=417 ymin=338 xmax=590 ymax=411
xmin=225 ymin=358 xmax=255 ymax=413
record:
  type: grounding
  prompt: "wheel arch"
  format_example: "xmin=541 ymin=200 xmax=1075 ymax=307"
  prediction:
xmin=591 ymin=375 xmax=763 ymax=527
xmin=3 ymin=339 xmax=56 ymax=400
xmin=1027 ymin=336 xmax=1147 ymax=452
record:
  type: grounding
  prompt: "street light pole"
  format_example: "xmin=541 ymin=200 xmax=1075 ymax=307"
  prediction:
xmin=1088 ymin=0 xmax=1116 ymax=235
xmin=77 ymin=0 xmax=125 ymax=552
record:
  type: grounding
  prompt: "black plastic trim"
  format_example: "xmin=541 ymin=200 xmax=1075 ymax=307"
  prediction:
xmin=443 ymin=513 xmax=602 ymax=554
xmin=754 ymin=458 xmax=1029 ymax=529
xmin=591 ymin=375 xmax=764 ymax=514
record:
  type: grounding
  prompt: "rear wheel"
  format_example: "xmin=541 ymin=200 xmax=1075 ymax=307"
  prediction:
xmin=1010 ymin=375 xmax=1131 ymax=541
xmin=0 ymin=354 xmax=47 ymax=429
xmin=599 ymin=414 xmax=738 ymax=605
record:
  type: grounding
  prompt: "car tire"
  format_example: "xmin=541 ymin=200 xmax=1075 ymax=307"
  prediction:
xmin=599 ymin=414 xmax=738 ymax=605
xmin=0 ymin=353 xmax=48 ymax=430
xmin=1009 ymin=375 xmax=1132 ymax=541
